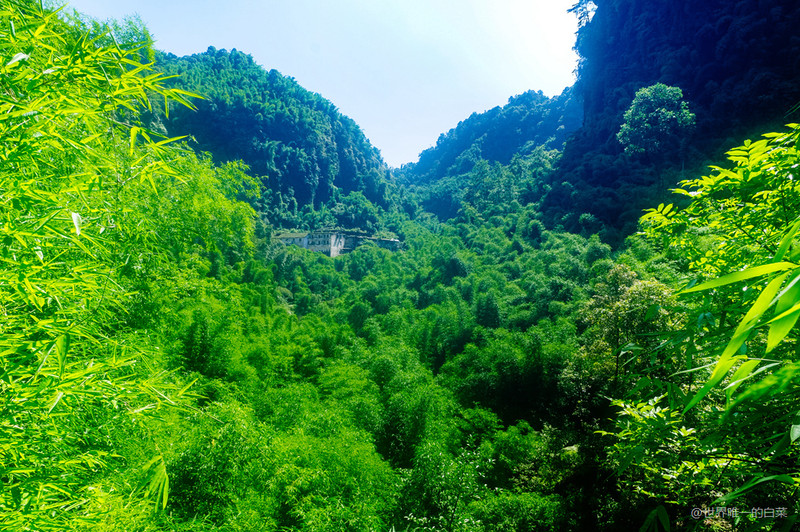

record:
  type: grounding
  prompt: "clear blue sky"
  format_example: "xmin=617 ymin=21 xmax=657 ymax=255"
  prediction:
xmin=62 ymin=0 xmax=579 ymax=167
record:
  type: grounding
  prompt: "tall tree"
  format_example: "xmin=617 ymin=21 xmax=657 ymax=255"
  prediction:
xmin=617 ymin=83 xmax=696 ymax=161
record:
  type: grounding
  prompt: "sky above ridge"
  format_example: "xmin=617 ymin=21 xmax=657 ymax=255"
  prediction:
xmin=63 ymin=0 xmax=579 ymax=167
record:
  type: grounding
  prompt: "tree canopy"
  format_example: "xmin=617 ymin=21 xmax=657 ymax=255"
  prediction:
xmin=617 ymin=83 xmax=695 ymax=158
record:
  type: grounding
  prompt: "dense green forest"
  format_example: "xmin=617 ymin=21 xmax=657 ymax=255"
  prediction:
xmin=153 ymin=48 xmax=396 ymax=232
xmin=395 ymin=88 xmax=582 ymax=220
xmin=543 ymin=0 xmax=800 ymax=241
xmin=3 ymin=1 xmax=800 ymax=531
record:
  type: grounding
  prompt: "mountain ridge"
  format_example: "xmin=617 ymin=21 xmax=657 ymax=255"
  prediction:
xmin=155 ymin=47 xmax=390 ymax=212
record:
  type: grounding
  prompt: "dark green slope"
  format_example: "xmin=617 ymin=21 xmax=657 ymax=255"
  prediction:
xmin=575 ymin=0 xmax=800 ymax=140
xmin=543 ymin=0 xmax=800 ymax=238
xmin=155 ymin=47 xmax=390 ymax=210
xmin=399 ymin=87 xmax=582 ymax=185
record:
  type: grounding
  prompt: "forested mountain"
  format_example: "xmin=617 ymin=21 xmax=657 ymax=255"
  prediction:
xmin=400 ymin=87 xmax=582 ymax=184
xmin=541 ymin=0 xmax=800 ymax=238
xmin=155 ymin=48 xmax=392 ymax=215
xmin=576 ymin=0 xmax=799 ymax=139
xmin=6 ymin=1 xmax=800 ymax=531
xmin=394 ymin=88 xmax=581 ymax=221
xmin=398 ymin=0 xmax=800 ymax=237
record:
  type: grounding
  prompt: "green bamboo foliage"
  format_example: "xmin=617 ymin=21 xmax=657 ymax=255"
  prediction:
xmin=642 ymin=124 xmax=800 ymax=411
xmin=0 ymin=1 xmax=197 ymax=528
xmin=612 ymin=123 xmax=800 ymax=513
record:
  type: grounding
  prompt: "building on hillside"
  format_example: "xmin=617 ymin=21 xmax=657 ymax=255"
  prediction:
xmin=307 ymin=231 xmax=349 ymax=257
xmin=274 ymin=229 xmax=401 ymax=257
xmin=277 ymin=232 xmax=309 ymax=248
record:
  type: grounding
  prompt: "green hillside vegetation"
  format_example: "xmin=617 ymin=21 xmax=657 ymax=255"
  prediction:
xmin=399 ymin=87 xmax=582 ymax=184
xmin=154 ymin=48 xmax=395 ymax=231
xmin=542 ymin=0 xmax=800 ymax=241
xmin=3 ymin=0 xmax=800 ymax=531
xmin=396 ymin=88 xmax=582 ymax=221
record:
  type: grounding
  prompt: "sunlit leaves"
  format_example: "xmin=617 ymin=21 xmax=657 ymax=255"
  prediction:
xmin=0 ymin=1 xmax=199 ymax=528
xmin=643 ymin=124 xmax=800 ymax=278
xmin=137 ymin=455 xmax=170 ymax=513
xmin=599 ymin=395 xmax=738 ymax=510
xmin=628 ymin=123 xmax=800 ymax=511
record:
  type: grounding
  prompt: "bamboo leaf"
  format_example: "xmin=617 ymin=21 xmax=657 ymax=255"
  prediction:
xmin=715 ymin=474 xmax=794 ymax=505
xmin=724 ymin=359 xmax=760 ymax=402
xmin=732 ymin=272 xmax=791 ymax=336
xmin=779 ymin=516 xmax=798 ymax=532
xmin=657 ymin=505 xmax=670 ymax=532
xmin=764 ymin=271 xmax=800 ymax=351
xmin=639 ymin=505 xmax=671 ymax=532
xmin=683 ymin=354 xmax=741 ymax=413
xmin=47 ymin=391 xmax=63 ymax=414
xmin=707 ymin=272 xmax=792 ymax=384
xmin=129 ymin=125 xmax=140 ymax=155
xmin=71 ymin=211 xmax=81 ymax=236
xmin=137 ymin=455 xmax=169 ymax=512
xmin=681 ymin=262 xmax=796 ymax=294
xmin=731 ymin=361 xmax=800 ymax=408
xmin=6 ymin=52 xmax=29 ymax=66
xmin=765 ymin=299 xmax=800 ymax=328
xmin=773 ymin=218 xmax=800 ymax=262
xmin=56 ymin=333 xmax=69 ymax=377
xmin=177 ymin=378 xmax=197 ymax=397
xmin=80 ymin=133 xmax=101 ymax=145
